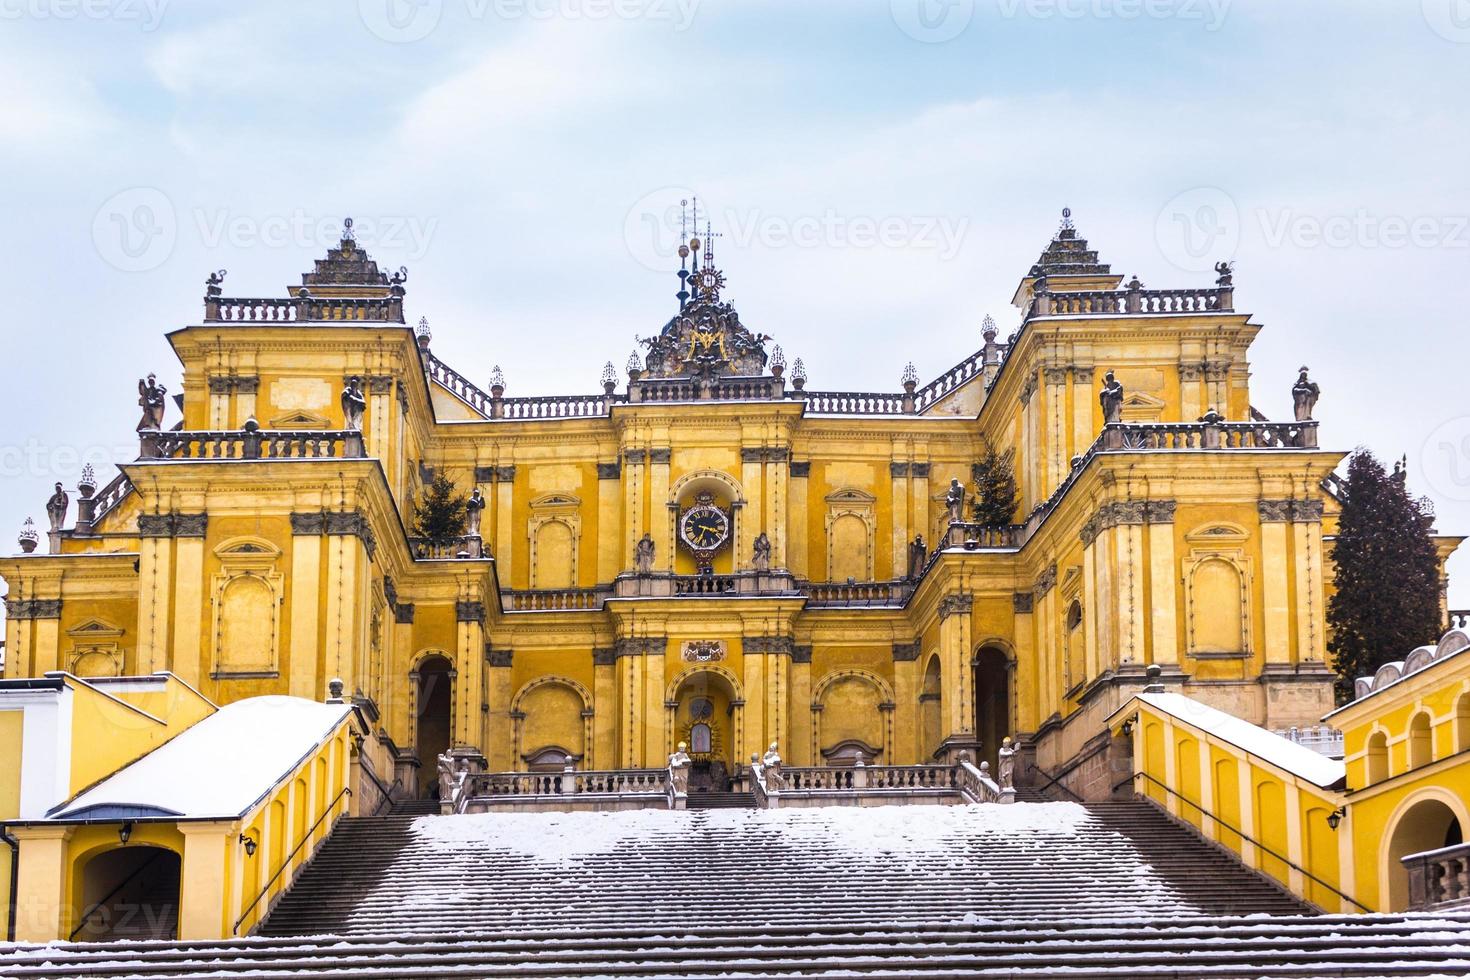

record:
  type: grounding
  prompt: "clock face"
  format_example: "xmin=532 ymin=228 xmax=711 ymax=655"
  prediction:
xmin=680 ymin=504 xmax=730 ymax=552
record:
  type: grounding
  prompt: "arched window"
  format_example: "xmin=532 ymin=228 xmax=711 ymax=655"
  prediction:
xmin=1366 ymin=730 xmax=1389 ymax=784
xmin=1408 ymin=712 xmax=1433 ymax=770
xmin=1066 ymin=600 xmax=1083 ymax=631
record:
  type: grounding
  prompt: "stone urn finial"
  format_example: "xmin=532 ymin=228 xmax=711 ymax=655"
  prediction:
xmin=791 ymin=357 xmax=807 ymax=391
xmin=327 ymin=677 xmax=345 ymax=702
xmin=489 ymin=366 xmax=505 ymax=399
xmin=901 ymin=362 xmax=919 ymax=394
xmin=18 ymin=517 xmax=39 ymax=554
xmin=416 ymin=316 xmax=432 ymax=351
xmin=600 ymin=361 xmax=617 ymax=396
xmin=769 ymin=344 xmax=786 ymax=379
xmin=78 ymin=463 xmax=97 ymax=500
xmin=626 ymin=351 xmax=642 ymax=383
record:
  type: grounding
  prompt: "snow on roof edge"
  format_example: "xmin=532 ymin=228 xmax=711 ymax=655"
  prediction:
xmin=1129 ymin=692 xmax=1345 ymax=789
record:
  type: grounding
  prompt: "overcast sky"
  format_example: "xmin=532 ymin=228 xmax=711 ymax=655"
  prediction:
xmin=2 ymin=0 xmax=1468 ymax=608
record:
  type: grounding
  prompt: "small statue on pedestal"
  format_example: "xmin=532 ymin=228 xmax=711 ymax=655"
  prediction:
xmin=1099 ymin=371 xmax=1125 ymax=424
xmin=436 ymin=751 xmax=457 ymax=801
xmin=997 ymin=736 xmax=1016 ymax=792
xmin=907 ymin=534 xmax=927 ymax=579
xmin=752 ymin=532 xmax=771 ymax=572
xmin=45 ymin=482 xmax=69 ymax=533
xmin=136 ymin=374 xmax=167 ymax=432
xmin=465 ymin=488 xmax=485 ymax=537
xmin=341 ymin=377 xmax=367 ymax=431
xmin=668 ymin=741 xmax=692 ymax=794
xmin=1291 ymin=366 xmax=1320 ymax=421
xmin=945 ymin=479 xmax=965 ymax=523
xmin=635 ymin=532 xmax=656 ymax=574
xmin=761 ymin=742 xmax=785 ymax=790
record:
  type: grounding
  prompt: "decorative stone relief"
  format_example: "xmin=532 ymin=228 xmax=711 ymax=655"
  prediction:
xmin=682 ymin=639 xmax=726 ymax=663
xmin=485 ymin=647 xmax=513 ymax=667
xmin=456 ymin=600 xmax=486 ymax=624
xmin=1013 ymin=592 xmax=1035 ymax=614
xmin=743 ymin=636 xmax=794 ymax=656
xmin=393 ymin=603 xmax=415 ymax=624
xmin=939 ymin=593 xmax=974 ymax=620
xmin=892 ymin=640 xmax=921 ymax=662
xmin=1033 ymin=563 xmax=1058 ymax=600
xmin=789 ymin=461 xmax=811 ymax=478
xmin=597 ymin=462 xmax=621 ymax=480
xmin=6 ymin=598 xmax=61 ymax=619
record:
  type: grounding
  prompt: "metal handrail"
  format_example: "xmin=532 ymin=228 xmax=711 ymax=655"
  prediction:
xmin=1124 ymin=770 xmax=1368 ymax=912
xmin=1027 ymin=763 xmax=1083 ymax=801
xmin=233 ymin=786 xmax=352 ymax=934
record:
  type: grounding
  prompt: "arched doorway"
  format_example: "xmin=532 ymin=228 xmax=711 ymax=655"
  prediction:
xmin=919 ymin=655 xmax=943 ymax=761
xmin=74 ymin=845 xmax=180 ymax=941
xmin=415 ymin=654 xmax=453 ymax=798
xmin=973 ymin=645 xmax=1012 ymax=770
xmin=1384 ymin=796 xmax=1465 ymax=910
xmin=670 ymin=669 xmax=738 ymax=791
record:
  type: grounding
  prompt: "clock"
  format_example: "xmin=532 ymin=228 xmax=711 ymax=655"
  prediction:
xmin=679 ymin=492 xmax=730 ymax=568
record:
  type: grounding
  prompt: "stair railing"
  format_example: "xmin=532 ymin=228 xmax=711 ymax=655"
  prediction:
xmin=1027 ymin=763 xmax=1084 ymax=802
xmin=233 ymin=786 xmax=353 ymax=935
xmin=1123 ymin=771 xmax=1368 ymax=912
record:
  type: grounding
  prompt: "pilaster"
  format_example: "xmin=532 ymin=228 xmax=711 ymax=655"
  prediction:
xmin=649 ymin=447 xmax=672 ymax=572
xmin=1258 ymin=499 xmax=1293 ymax=664
xmin=739 ymin=446 xmax=763 ymax=569
xmin=890 ymin=458 xmax=910 ymax=578
xmin=939 ymin=593 xmax=975 ymax=741
xmin=10 ymin=824 xmax=74 ymax=942
xmin=288 ymin=514 xmax=325 ymax=699
xmin=455 ymin=599 xmax=486 ymax=749
xmin=134 ymin=515 xmax=175 ymax=675
xmin=1146 ymin=500 xmax=1178 ymax=666
xmin=1071 ymin=365 xmax=1095 ymax=459
xmin=597 ymin=461 xmax=622 ymax=580
xmin=485 ymin=645 xmax=513 ymax=769
xmin=177 ymin=822 xmax=232 ymax=940
xmin=788 ymin=461 xmax=810 ymax=578
xmin=170 ymin=514 xmax=207 ymax=685
xmin=1044 ymin=366 xmax=1069 ymax=495
xmin=766 ymin=447 xmax=789 ymax=570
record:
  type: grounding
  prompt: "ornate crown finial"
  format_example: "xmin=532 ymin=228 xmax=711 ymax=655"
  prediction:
xmin=416 ymin=316 xmax=431 ymax=337
xmin=489 ymin=365 xmax=505 ymax=392
xmin=600 ymin=361 xmax=617 ymax=390
xmin=342 ymin=217 xmax=355 ymax=242
xmin=901 ymin=362 xmax=920 ymax=388
xmin=1059 ymin=206 xmax=1074 ymax=233
xmin=18 ymin=516 xmax=39 ymax=553
xmin=982 ymin=313 xmax=996 ymax=338
xmin=627 ymin=350 xmax=643 ymax=377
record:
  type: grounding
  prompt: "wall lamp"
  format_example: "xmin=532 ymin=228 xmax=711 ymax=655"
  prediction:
xmin=238 ymin=834 xmax=258 ymax=857
xmin=118 ymin=821 xmax=133 ymax=845
xmin=1326 ymin=806 xmax=1348 ymax=831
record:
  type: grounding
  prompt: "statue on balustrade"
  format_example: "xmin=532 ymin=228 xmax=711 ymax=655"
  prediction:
xmin=136 ymin=374 xmax=167 ymax=431
xmin=752 ymin=531 xmax=771 ymax=571
xmin=436 ymin=751 xmax=457 ymax=801
xmin=341 ymin=377 xmax=367 ymax=431
xmin=945 ymin=479 xmax=965 ymax=523
xmin=1099 ymin=370 xmax=1125 ymax=424
xmin=761 ymin=742 xmax=785 ymax=790
xmin=635 ymin=532 xmax=656 ymax=574
xmin=1292 ymin=367 xmax=1320 ymax=421
xmin=45 ymin=482 xmax=68 ymax=532
xmin=907 ymin=534 xmax=927 ymax=579
xmin=997 ymin=736 xmax=1016 ymax=792
xmin=465 ymin=488 xmax=485 ymax=538
xmin=668 ymin=742 xmax=692 ymax=794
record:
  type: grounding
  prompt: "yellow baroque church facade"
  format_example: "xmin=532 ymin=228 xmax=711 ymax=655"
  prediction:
xmin=2 ymin=209 xmax=1459 ymax=807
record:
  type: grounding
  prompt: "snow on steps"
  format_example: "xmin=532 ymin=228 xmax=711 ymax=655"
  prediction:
xmin=6 ymin=916 xmax=1470 ymax=978
xmin=257 ymin=800 xmax=1312 ymax=939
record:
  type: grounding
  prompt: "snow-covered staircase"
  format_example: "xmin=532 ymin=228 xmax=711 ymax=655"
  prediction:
xmin=7 ymin=802 xmax=1470 ymax=978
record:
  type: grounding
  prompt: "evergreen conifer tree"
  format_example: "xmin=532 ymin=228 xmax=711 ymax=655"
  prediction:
xmin=1327 ymin=450 xmax=1442 ymax=702
xmin=971 ymin=440 xmax=1019 ymax=526
xmin=412 ymin=473 xmax=468 ymax=548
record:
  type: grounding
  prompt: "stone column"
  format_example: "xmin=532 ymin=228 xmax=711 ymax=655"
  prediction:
xmin=1146 ymin=501 xmax=1179 ymax=666
xmin=235 ymin=377 xmax=259 ymax=431
xmin=890 ymin=460 xmax=910 ymax=579
xmin=938 ymin=593 xmax=976 ymax=755
xmin=910 ymin=461 xmax=931 ymax=553
xmin=1012 ymin=592 xmax=1038 ymax=733
xmin=623 ymin=449 xmax=646 ymax=575
xmin=169 ymin=513 xmax=208 ymax=685
xmin=177 ymin=822 xmax=232 ymax=940
xmin=455 ymin=600 xmax=486 ymax=749
xmin=790 ymin=645 xmax=813 ymax=765
xmin=740 ymin=447 xmax=764 ymax=569
xmin=1292 ymin=499 xmax=1327 ymax=665
xmin=494 ymin=465 xmax=516 ymax=584
xmin=1258 ymin=500 xmax=1294 ymax=664
xmin=207 ymin=376 xmax=231 ymax=430
xmin=134 ymin=513 xmax=175 ymax=675
xmin=485 ymin=645 xmax=513 ymax=770
xmin=593 ymin=646 xmax=617 ymax=766
xmin=1020 ymin=376 xmax=1039 ymax=512
xmin=766 ymin=448 xmax=789 ymax=570
xmin=1044 ymin=367 xmax=1069 ymax=496
xmin=787 ymin=461 xmax=810 ymax=579
xmin=10 ymin=824 xmax=73 ymax=942
xmin=596 ymin=461 xmax=622 ymax=580
xmin=1072 ymin=365 xmax=1096 ymax=457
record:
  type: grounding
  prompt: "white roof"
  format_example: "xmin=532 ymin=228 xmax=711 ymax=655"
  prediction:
xmin=50 ymin=696 xmax=352 ymax=821
xmin=1135 ymin=692 xmax=1345 ymax=788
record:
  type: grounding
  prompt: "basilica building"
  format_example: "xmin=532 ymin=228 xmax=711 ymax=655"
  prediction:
xmin=2 ymin=209 xmax=1449 ymax=804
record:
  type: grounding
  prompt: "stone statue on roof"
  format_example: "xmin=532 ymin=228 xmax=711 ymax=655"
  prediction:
xmin=1099 ymin=370 xmax=1125 ymax=424
xmin=465 ymin=488 xmax=485 ymax=538
xmin=635 ymin=532 xmax=656 ymax=574
xmin=945 ymin=479 xmax=965 ymax=523
xmin=341 ymin=377 xmax=367 ymax=431
xmin=136 ymin=374 xmax=167 ymax=431
xmin=1291 ymin=367 xmax=1320 ymax=422
xmin=45 ymin=483 xmax=68 ymax=533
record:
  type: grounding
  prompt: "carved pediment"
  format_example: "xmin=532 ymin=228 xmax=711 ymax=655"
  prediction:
xmin=825 ymin=487 xmax=877 ymax=506
xmin=66 ymin=618 xmax=125 ymax=639
xmin=1185 ymin=523 xmax=1248 ymax=544
xmin=268 ymin=411 xmax=331 ymax=429
xmin=530 ymin=492 xmax=582 ymax=510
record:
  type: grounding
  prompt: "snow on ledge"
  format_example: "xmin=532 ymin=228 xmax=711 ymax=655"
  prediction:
xmin=1135 ymin=692 xmax=1344 ymax=788
xmin=49 ymin=696 xmax=352 ymax=821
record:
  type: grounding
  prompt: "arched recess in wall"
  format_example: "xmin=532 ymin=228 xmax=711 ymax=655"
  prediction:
xmin=66 ymin=619 xmax=127 ymax=678
xmin=1183 ymin=525 xmax=1251 ymax=658
xmin=973 ymin=642 xmax=1014 ymax=770
xmin=1456 ymin=693 xmax=1470 ymax=753
xmin=668 ymin=470 xmax=747 ymax=573
xmin=410 ymin=650 xmax=454 ymax=798
xmin=919 ymin=654 xmax=943 ymax=761
xmin=1408 ymin=711 xmax=1433 ymax=770
xmin=74 ymin=844 xmax=180 ymax=941
xmin=825 ymin=488 xmax=875 ymax=583
xmin=812 ymin=667 xmax=894 ymax=764
xmin=210 ymin=537 xmax=284 ymax=678
xmin=1381 ymin=791 xmax=1467 ymax=911
xmin=528 ymin=493 xmax=581 ymax=589
xmin=511 ymin=675 xmax=593 ymax=769
xmin=1366 ymin=729 xmax=1389 ymax=784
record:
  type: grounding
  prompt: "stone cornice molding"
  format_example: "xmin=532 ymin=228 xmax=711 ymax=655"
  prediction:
xmin=939 ymin=593 xmax=974 ymax=621
xmin=137 ymin=512 xmax=208 ymax=538
xmin=5 ymin=598 xmax=61 ymax=620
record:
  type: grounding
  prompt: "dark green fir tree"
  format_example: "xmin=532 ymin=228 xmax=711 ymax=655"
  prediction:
xmin=971 ymin=440 xmax=1019 ymax=527
xmin=412 ymin=473 xmax=468 ymax=548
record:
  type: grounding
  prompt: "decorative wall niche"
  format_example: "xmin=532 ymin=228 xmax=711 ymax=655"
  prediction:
xmin=210 ymin=537 xmax=284 ymax=678
xmin=66 ymin=618 xmax=126 ymax=677
xmin=528 ymin=493 xmax=582 ymax=589
xmin=825 ymin=488 xmax=875 ymax=582
xmin=1183 ymin=525 xmax=1252 ymax=658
